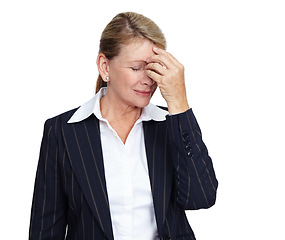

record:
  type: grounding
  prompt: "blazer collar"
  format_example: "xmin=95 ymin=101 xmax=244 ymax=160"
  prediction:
xmin=143 ymin=120 xmax=173 ymax=235
xmin=62 ymin=115 xmax=114 ymax=240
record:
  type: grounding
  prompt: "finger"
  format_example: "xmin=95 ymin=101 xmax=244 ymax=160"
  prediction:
xmin=145 ymin=62 xmax=167 ymax=76
xmin=165 ymin=51 xmax=181 ymax=67
xmin=146 ymin=69 xmax=163 ymax=84
xmin=146 ymin=53 xmax=173 ymax=70
xmin=153 ymin=47 xmax=183 ymax=69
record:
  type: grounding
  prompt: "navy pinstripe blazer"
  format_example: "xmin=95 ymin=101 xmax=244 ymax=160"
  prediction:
xmin=29 ymin=107 xmax=218 ymax=240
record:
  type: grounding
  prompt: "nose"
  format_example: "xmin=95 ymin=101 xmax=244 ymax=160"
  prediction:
xmin=141 ymin=71 xmax=155 ymax=86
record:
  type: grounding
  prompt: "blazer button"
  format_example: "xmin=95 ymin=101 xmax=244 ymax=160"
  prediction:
xmin=185 ymin=142 xmax=191 ymax=150
xmin=187 ymin=151 xmax=194 ymax=158
xmin=182 ymin=131 xmax=189 ymax=140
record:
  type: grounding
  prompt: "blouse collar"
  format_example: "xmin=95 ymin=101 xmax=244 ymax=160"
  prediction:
xmin=67 ymin=87 xmax=168 ymax=123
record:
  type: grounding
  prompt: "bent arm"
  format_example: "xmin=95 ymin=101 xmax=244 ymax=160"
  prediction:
xmin=167 ymin=109 xmax=218 ymax=210
xmin=29 ymin=119 xmax=67 ymax=239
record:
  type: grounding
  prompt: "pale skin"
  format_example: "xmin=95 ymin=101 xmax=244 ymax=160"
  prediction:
xmin=96 ymin=39 xmax=189 ymax=143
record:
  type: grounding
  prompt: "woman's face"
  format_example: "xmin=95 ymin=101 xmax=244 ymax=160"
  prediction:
xmin=106 ymin=39 xmax=157 ymax=109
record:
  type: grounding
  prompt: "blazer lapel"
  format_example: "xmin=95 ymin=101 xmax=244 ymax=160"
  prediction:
xmin=62 ymin=114 xmax=114 ymax=240
xmin=143 ymin=120 xmax=173 ymax=235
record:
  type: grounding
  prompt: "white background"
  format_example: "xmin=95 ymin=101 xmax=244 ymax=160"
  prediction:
xmin=1 ymin=0 xmax=285 ymax=239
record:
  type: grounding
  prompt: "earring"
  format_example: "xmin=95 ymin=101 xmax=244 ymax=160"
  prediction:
xmin=106 ymin=76 xmax=109 ymax=81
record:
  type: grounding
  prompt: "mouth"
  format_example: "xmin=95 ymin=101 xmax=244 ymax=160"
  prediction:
xmin=134 ymin=90 xmax=152 ymax=96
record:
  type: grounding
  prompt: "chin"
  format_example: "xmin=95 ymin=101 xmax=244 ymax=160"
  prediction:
xmin=133 ymin=98 xmax=151 ymax=109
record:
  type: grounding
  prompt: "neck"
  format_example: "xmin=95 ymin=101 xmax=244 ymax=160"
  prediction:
xmin=99 ymin=91 xmax=143 ymax=144
xmin=100 ymin=92 xmax=142 ymax=124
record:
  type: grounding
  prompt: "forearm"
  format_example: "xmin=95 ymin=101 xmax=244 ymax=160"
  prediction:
xmin=167 ymin=108 xmax=218 ymax=210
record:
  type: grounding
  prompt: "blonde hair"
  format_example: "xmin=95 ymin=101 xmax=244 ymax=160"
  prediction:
xmin=95 ymin=12 xmax=167 ymax=93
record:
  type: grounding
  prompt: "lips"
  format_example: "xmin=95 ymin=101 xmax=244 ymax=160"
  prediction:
xmin=134 ymin=90 xmax=152 ymax=96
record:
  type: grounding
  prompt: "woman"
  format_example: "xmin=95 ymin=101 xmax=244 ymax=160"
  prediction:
xmin=29 ymin=12 xmax=218 ymax=240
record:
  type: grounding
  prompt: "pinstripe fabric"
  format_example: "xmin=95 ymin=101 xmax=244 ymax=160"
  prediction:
xmin=29 ymin=107 xmax=218 ymax=240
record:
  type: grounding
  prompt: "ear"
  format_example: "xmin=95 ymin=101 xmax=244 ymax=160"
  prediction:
xmin=96 ymin=53 xmax=110 ymax=82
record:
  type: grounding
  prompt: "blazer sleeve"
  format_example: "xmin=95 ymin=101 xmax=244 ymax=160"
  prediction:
xmin=29 ymin=119 xmax=67 ymax=240
xmin=166 ymin=108 xmax=218 ymax=210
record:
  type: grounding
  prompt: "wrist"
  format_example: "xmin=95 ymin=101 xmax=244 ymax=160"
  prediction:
xmin=167 ymin=98 xmax=190 ymax=114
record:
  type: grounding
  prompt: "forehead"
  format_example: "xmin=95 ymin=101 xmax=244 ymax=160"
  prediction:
xmin=117 ymin=39 xmax=155 ymax=63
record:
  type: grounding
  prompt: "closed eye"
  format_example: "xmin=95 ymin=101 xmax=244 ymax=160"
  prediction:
xmin=131 ymin=67 xmax=142 ymax=71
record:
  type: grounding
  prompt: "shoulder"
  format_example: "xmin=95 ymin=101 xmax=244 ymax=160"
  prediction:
xmin=44 ymin=107 xmax=79 ymax=128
